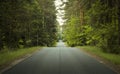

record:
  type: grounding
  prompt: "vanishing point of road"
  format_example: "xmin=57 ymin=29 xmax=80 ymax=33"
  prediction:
xmin=3 ymin=41 xmax=117 ymax=74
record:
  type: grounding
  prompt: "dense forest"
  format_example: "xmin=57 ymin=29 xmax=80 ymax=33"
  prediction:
xmin=0 ymin=0 xmax=57 ymax=50
xmin=63 ymin=0 xmax=120 ymax=54
xmin=0 ymin=0 xmax=120 ymax=54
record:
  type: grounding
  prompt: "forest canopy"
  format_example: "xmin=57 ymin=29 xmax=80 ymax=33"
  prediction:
xmin=0 ymin=0 xmax=57 ymax=50
xmin=63 ymin=0 xmax=120 ymax=54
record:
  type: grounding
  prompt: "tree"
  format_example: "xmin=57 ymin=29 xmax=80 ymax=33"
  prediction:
xmin=0 ymin=0 xmax=57 ymax=50
xmin=63 ymin=0 xmax=120 ymax=54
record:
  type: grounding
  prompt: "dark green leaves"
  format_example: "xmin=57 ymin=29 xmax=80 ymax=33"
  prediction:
xmin=0 ymin=0 xmax=57 ymax=50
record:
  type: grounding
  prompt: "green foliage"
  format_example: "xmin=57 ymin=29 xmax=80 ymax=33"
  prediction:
xmin=0 ymin=0 xmax=57 ymax=50
xmin=64 ymin=0 xmax=120 ymax=54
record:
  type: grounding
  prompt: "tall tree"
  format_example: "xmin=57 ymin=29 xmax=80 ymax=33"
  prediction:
xmin=64 ymin=0 xmax=120 ymax=54
xmin=0 ymin=0 xmax=57 ymax=50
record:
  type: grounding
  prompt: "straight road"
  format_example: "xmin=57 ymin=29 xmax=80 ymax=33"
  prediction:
xmin=3 ymin=41 xmax=117 ymax=74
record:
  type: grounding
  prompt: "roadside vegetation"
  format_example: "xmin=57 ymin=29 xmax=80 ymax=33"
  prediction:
xmin=0 ymin=47 xmax=41 ymax=69
xmin=78 ymin=46 xmax=120 ymax=65
xmin=0 ymin=0 xmax=57 ymax=51
xmin=0 ymin=0 xmax=57 ymax=70
xmin=63 ymin=0 xmax=120 ymax=54
xmin=63 ymin=1 xmax=120 ymax=71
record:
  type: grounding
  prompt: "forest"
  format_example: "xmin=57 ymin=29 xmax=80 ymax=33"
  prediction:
xmin=0 ymin=0 xmax=120 ymax=54
xmin=63 ymin=0 xmax=120 ymax=54
xmin=0 ymin=0 xmax=57 ymax=50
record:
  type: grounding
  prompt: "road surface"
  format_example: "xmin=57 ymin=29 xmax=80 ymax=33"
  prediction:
xmin=3 ymin=41 xmax=117 ymax=74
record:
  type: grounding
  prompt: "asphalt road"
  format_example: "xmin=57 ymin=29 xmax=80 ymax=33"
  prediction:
xmin=3 ymin=41 xmax=117 ymax=74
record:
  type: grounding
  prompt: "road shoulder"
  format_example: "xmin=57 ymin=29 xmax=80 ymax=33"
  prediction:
xmin=0 ymin=47 xmax=42 ymax=74
xmin=78 ymin=47 xmax=120 ymax=74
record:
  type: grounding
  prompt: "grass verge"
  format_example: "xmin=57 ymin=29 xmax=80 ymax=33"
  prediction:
xmin=78 ymin=46 xmax=120 ymax=73
xmin=0 ymin=46 xmax=41 ymax=69
xmin=78 ymin=46 xmax=120 ymax=65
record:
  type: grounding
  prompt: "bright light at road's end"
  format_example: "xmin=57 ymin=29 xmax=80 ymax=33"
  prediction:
xmin=54 ymin=0 xmax=68 ymax=25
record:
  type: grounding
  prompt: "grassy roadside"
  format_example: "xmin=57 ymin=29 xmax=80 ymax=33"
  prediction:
xmin=78 ymin=46 xmax=120 ymax=73
xmin=0 ymin=46 xmax=42 ymax=69
xmin=78 ymin=46 xmax=120 ymax=65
